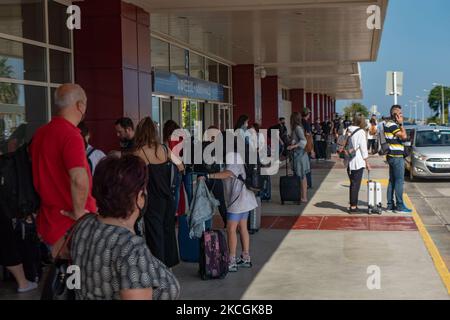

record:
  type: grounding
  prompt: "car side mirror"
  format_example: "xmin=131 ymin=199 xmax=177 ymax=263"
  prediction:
xmin=404 ymin=141 xmax=412 ymax=147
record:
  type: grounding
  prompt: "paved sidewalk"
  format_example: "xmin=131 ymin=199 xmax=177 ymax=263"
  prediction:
xmin=174 ymin=155 xmax=450 ymax=300
xmin=1 ymin=155 xmax=448 ymax=300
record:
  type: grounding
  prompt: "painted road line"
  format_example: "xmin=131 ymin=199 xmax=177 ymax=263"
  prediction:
xmin=404 ymin=194 xmax=450 ymax=295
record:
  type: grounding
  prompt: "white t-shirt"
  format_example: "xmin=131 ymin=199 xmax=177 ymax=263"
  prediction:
xmin=347 ymin=126 xmax=369 ymax=171
xmin=87 ymin=145 xmax=106 ymax=175
xmin=223 ymin=152 xmax=258 ymax=214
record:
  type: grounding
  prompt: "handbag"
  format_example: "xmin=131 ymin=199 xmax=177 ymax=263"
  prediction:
xmin=305 ymin=134 xmax=314 ymax=154
xmin=40 ymin=214 xmax=93 ymax=300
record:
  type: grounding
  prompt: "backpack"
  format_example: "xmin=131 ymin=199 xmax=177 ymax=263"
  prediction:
xmin=377 ymin=124 xmax=390 ymax=155
xmin=240 ymin=164 xmax=262 ymax=192
xmin=0 ymin=143 xmax=40 ymax=219
xmin=340 ymin=129 xmax=362 ymax=161
xmin=369 ymin=125 xmax=377 ymax=136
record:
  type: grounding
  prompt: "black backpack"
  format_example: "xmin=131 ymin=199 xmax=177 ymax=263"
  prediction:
xmin=0 ymin=143 xmax=40 ymax=219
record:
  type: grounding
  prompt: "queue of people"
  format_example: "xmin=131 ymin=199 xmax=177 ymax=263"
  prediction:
xmin=0 ymin=82 xmax=414 ymax=299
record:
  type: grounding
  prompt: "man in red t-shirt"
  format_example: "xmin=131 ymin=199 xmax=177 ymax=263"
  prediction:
xmin=31 ymin=84 xmax=96 ymax=255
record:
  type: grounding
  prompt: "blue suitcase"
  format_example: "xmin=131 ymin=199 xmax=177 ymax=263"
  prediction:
xmin=178 ymin=172 xmax=212 ymax=263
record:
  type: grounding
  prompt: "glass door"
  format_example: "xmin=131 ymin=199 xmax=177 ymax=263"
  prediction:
xmin=182 ymin=100 xmax=204 ymax=142
xmin=219 ymin=105 xmax=232 ymax=131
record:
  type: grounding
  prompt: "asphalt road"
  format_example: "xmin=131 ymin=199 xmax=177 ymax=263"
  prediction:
xmin=405 ymin=177 xmax=450 ymax=270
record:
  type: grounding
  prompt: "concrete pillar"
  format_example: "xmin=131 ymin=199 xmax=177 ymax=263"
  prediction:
xmin=74 ymin=0 xmax=151 ymax=152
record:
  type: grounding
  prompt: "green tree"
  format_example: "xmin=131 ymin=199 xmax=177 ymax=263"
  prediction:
xmin=0 ymin=57 xmax=19 ymax=104
xmin=428 ymin=86 xmax=450 ymax=117
xmin=343 ymin=102 xmax=370 ymax=119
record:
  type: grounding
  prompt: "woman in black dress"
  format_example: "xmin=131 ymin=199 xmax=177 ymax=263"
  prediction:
xmin=133 ymin=117 xmax=184 ymax=268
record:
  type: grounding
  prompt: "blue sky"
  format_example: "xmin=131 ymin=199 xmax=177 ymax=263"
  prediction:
xmin=337 ymin=0 xmax=450 ymax=119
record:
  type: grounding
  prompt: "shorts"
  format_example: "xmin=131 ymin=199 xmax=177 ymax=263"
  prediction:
xmin=227 ymin=212 xmax=250 ymax=222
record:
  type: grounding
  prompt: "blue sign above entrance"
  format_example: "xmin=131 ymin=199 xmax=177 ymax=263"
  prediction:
xmin=153 ymin=70 xmax=225 ymax=102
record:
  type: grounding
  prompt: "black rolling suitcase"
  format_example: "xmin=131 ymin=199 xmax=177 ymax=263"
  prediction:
xmin=280 ymin=153 xmax=301 ymax=205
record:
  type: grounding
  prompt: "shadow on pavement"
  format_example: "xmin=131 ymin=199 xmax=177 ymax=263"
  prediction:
xmin=314 ymin=201 xmax=348 ymax=213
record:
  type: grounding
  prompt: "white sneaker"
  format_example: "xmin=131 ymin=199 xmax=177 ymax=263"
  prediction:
xmin=17 ymin=281 xmax=38 ymax=294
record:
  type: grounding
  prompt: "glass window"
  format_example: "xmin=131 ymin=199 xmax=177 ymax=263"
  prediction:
xmin=152 ymin=96 xmax=160 ymax=125
xmin=170 ymin=45 xmax=187 ymax=76
xmin=206 ymin=59 xmax=218 ymax=83
xmin=0 ymin=38 xmax=47 ymax=82
xmin=0 ymin=84 xmax=47 ymax=154
xmin=151 ymin=37 xmax=169 ymax=72
xmin=223 ymin=87 xmax=230 ymax=103
xmin=218 ymin=64 xmax=229 ymax=86
xmin=189 ymin=52 xmax=205 ymax=80
xmin=50 ymin=50 xmax=71 ymax=84
xmin=0 ymin=0 xmax=45 ymax=42
xmin=48 ymin=0 xmax=71 ymax=48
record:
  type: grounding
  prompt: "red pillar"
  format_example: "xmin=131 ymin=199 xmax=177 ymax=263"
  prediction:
xmin=261 ymin=76 xmax=279 ymax=129
xmin=74 ymin=0 xmax=151 ymax=152
xmin=290 ymin=89 xmax=304 ymax=114
xmin=313 ymin=94 xmax=319 ymax=122
xmin=232 ymin=64 xmax=260 ymax=125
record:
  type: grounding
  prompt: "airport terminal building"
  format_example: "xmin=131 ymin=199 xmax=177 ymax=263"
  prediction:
xmin=0 ymin=0 xmax=387 ymax=152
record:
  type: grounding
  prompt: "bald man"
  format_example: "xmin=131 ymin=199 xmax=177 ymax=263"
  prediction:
xmin=30 ymin=84 xmax=96 ymax=256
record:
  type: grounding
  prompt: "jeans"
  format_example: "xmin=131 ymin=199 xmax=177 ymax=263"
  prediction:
xmin=368 ymin=139 xmax=377 ymax=154
xmin=387 ymin=157 xmax=405 ymax=209
xmin=347 ymin=168 xmax=364 ymax=207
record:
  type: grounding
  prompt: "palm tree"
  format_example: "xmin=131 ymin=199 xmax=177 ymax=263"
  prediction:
xmin=0 ymin=57 xmax=19 ymax=104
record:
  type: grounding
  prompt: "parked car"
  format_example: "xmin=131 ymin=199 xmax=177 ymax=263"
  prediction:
xmin=405 ymin=126 xmax=450 ymax=181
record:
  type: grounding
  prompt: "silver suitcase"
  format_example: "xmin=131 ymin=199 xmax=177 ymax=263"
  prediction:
xmin=367 ymin=172 xmax=382 ymax=215
xmin=248 ymin=196 xmax=262 ymax=234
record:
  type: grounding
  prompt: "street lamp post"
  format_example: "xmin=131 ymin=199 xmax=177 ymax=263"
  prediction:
xmin=409 ymin=100 xmax=417 ymax=123
xmin=423 ymin=89 xmax=430 ymax=124
xmin=416 ymin=96 xmax=426 ymax=125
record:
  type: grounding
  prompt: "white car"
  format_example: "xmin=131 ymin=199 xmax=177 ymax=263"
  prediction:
xmin=405 ymin=126 xmax=450 ymax=181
